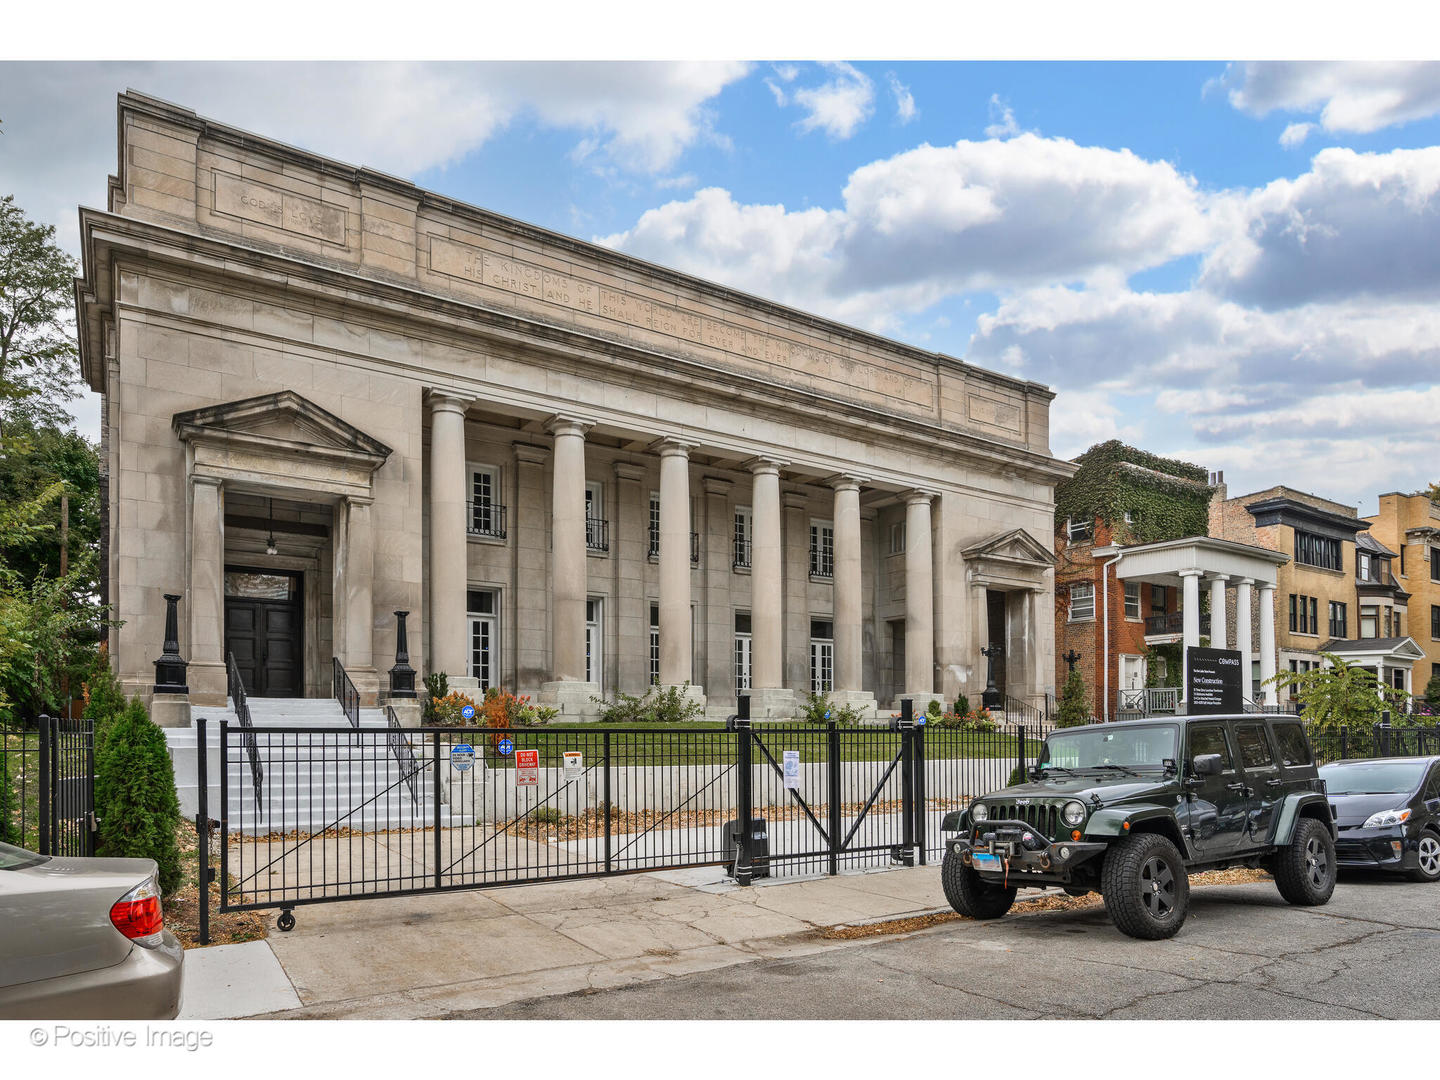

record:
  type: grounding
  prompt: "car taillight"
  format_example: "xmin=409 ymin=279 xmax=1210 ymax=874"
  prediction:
xmin=110 ymin=876 xmax=165 ymax=947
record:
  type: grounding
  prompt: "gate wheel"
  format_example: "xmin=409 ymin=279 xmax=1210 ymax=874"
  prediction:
xmin=277 ymin=910 xmax=296 ymax=932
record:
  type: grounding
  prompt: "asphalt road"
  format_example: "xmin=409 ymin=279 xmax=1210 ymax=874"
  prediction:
xmin=457 ymin=872 xmax=1440 ymax=1020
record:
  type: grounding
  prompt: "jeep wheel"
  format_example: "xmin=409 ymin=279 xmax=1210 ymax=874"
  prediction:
xmin=1406 ymin=831 xmax=1440 ymax=883
xmin=941 ymin=848 xmax=1017 ymax=919
xmin=1101 ymin=833 xmax=1190 ymax=940
xmin=1273 ymin=818 xmax=1337 ymax=905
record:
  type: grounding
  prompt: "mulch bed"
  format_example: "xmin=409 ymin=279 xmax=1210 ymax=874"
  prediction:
xmin=166 ymin=822 xmax=269 ymax=950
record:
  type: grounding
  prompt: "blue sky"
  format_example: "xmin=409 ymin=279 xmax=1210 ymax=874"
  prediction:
xmin=5 ymin=58 xmax=1440 ymax=513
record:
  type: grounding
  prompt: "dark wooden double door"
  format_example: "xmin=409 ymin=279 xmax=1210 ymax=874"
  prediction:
xmin=225 ymin=570 xmax=303 ymax=698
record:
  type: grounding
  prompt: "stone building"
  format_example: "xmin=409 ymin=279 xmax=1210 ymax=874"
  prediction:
xmin=75 ymin=93 xmax=1071 ymax=723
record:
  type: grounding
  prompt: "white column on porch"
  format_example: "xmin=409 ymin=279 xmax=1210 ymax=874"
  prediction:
xmin=1179 ymin=568 xmax=1203 ymax=703
xmin=830 ymin=475 xmax=866 ymax=695
xmin=341 ymin=495 xmax=378 ymax=702
xmin=746 ymin=457 xmax=793 ymax=717
xmin=1209 ymin=575 xmax=1229 ymax=651
xmin=545 ymin=415 xmax=594 ymax=688
xmin=1235 ymin=577 xmax=1254 ymax=699
xmin=188 ymin=475 xmax=226 ymax=706
xmin=428 ymin=393 xmax=472 ymax=688
xmin=1258 ymin=582 xmax=1277 ymax=705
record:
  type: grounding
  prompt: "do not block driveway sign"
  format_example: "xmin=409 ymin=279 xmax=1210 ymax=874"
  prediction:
xmin=515 ymin=748 xmax=540 ymax=786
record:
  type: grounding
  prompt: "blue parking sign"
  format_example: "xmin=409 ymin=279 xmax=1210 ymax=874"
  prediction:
xmin=497 ymin=737 xmax=514 ymax=756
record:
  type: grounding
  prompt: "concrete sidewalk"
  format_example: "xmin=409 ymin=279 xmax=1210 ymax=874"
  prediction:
xmin=191 ymin=863 xmax=968 ymax=1019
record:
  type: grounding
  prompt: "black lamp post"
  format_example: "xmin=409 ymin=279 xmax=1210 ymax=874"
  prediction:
xmin=1063 ymin=649 xmax=1082 ymax=675
xmin=153 ymin=592 xmax=189 ymax=695
xmin=981 ymin=643 xmax=1004 ymax=708
xmin=389 ymin=610 xmax=417 ymax=698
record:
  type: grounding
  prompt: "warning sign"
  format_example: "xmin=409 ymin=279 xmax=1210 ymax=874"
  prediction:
xmin=782 ymin=750 xmax=800 ymax=790
xmin=515 ymin=748 xmax=540 ymax=787
xmin=562 ymin=751 xmax=584 ymax=782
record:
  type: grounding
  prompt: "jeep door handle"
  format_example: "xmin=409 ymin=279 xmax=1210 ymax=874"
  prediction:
xmin=1265 ymin=779 xmax=1283 ymax=788
xmin=1225 ymin=782 xmax=1246 ymax=792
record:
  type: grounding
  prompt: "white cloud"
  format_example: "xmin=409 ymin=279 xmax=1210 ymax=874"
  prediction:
xmin=984 ymin=94 xmax=1020 ymax=138
xmin=889 ymin=73 xmax=917 ymax=124
xmin=1278 ymin=121 xmax=1314 ymax=148
xmin=790 ymin=62 xmax=875 ymax=139
xmin=1221 ymin=61 xmax=1440 ymax=134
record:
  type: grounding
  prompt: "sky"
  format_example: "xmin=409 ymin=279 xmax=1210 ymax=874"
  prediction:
xmin=4 ymin=53 xmax=1440 ymax=515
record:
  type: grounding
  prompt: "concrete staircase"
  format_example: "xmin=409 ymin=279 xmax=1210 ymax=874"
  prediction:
xmin=166 ymin=698 xmax=466 ymax=834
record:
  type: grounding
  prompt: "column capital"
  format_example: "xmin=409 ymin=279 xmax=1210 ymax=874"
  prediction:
xmin=826 ymin=473 xmax=870 ymax=493
xmin=1257 ymin=580 xmax=1277 ymax=593
xmin=192 ymin=474 xmax=223 ymax=489
xmin=513 ymin=441 xmax=550 ymax=466
xmin=782 ymin=490 xmax=809 ymax=511
xmin=545 ymin=414 xmax=596 ymax=439
xmin=1177 ymin=567 xmax=1206 ymax=580
xmin=426 ymin=389 xmax=473 ymax=415
xmin=1236 ymin=577 xmax=1256 ymax=586
xmin=612 ymin=461 xmax=646 ymax=483
xmin=902 ymin=489 xmax=938 ymax=506
xmin=345 ymin=494 xmax=375 ymax=509
xmin=743 ymin=455 xmax=789 ymax=477
xmin=650 ymin=435 xmax=699 ymax=458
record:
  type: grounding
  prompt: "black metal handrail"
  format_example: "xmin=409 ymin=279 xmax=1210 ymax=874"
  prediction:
xmin=332 ymin=656 xmax=361 ymax=740
xmin=585 ymin=517 xmax=609 ymax=552
xmin=384 ymin=705 xmax=422 ymax=808
xmin=227 ymin=652 xmax=264 ymax=811
xmin=1144 ymin=611 xmax=1211 ymax=636
xmin=999 ymin=694 xmax=1046 ymax=729
xmin=466 ymin=501 xmax=507 ymax=540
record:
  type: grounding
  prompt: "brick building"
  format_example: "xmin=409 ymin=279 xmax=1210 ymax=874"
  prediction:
xmin=1364 ymin=492 xmax=1440 ymax=692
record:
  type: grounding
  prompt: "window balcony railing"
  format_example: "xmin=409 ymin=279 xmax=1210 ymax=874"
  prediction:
xmin=733 ymin=538 xmax=752 ymax=570
xmin=809 ymin=549 xmax=834 ymax=580
xmin=647 ymin=531 xmax=701 ymax=565
xmin=467 ymin=502 xmax=507 ymax=540
xmin=585 ymin=517 xmax=609 ymax=553
xmin=1143 ymin=611 xmax=1210 ymax=637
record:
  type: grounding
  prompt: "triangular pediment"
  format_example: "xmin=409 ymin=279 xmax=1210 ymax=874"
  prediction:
xmin=962 ymin=528 xmax=1056 ymax=568
xmin=172 ymin=390 xmax=392 ymax=468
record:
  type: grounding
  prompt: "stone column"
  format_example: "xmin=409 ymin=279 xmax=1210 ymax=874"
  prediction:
xmin=513 ymin=443 xmax=551 ymax=691
xmin=703 ymin=476 xmax=734 ymax=708
xmin=1235 ymin=578 xmax=1254 ymax=700
xmin=613 ymin=461 xmax=647 ymax=694
xmin=1209 ymin=575 xmax=1229 ymax=650
xmin=428 ymin=393 xmax=473 ymax=690
xmin=541 ymin=416 xmax=598 ymax=713
xmin=1179 ymin=568 xmax=1203 ymax=708
xmin=747 ymin=458 xmax=794 ymax=718
xmin=782 ymin=490 xmax=809 ymax=691
xmin=342 ymin=495 xmax=379 ymax=704
xmin=188 ymin=475 xmax=226 ymax=706
xmin=657 ymin=438 xmax=704 ymax=706
xmin=829 ymin=475 xmax=874 ymax=716
xmin=902 ymin=491 xmax=935 ymax=702
xmin=1258 ymin=582 xmax=1277 ymax=705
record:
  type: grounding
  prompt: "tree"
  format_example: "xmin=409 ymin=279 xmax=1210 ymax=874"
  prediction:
xmin=0 ymin=195 xmax=82 ymax=443
xmin=94 ymin=697 xmax=182 ymax=895
xmin=1055 ymin=667 xmax=1092 ymax=727
xmin=1425 ymin=672 xmax=1440 ymax=713
xmin=1267 ymin=653 xmax=1409 ymax=733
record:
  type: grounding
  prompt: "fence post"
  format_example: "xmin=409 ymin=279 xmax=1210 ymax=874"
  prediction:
xmin=899 ymin=708 xmax=916 ymax=868
xmin=1340 ymin=726 xmax=1348 ymax=761
xmin=1380 ymin=720 xmax=1391 ymax=758
xmin=196 ymin=716 xmax=211 ymax=947
xmin=432 ymin=729 xmax=443 ymax=890
xmin=735 ymin=713 xmax=754 ymax=886
xmin=914 ymin=711 xmax=927 ymax=866
xmin=602 ymin=730 xmax=612 ymax=874
xmin=826 ymin=720 xmax=841 ymax=877
xmin=1016 ymin=721 xmax=1027 ymax=784
xmin=218 ymin=721 xmax=229 ymax=916
xmin=38 ymin=715 xmax=52 ymax=856
xmin=84 ymin=718 xmax=96 ymax=857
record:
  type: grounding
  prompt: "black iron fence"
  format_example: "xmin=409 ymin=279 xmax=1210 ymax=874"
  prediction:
xmin=0 ymin=715 xmax=95 ymax=856
xmin=1308 ymin=723 xmax=1440 ymax=765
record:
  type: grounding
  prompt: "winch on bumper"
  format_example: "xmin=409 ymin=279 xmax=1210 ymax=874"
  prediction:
xmin=949 ymin=819 xmax=1107 ymax=884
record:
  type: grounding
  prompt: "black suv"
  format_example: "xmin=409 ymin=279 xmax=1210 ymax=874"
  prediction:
xmin=940 ymin=714 xmax=1337 ymax=939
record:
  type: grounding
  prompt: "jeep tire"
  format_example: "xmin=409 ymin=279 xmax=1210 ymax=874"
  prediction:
xmin=941 ymin=848 xmax=1017 ymax=919
xmin=1273 ymin=818 xmax=1337 ymax=905
xmin=1101 ymin=832 xmax=1190 ymax=940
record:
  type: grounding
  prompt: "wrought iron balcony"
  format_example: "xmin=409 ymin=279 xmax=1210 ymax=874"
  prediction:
xmin=585 ymin=517 xmax=609 ymax=552
xmin=467 ymin=502 xmax=507 ymax=540
xmin=733 ymin=538 xmax=752 ymax=570
xmin=646 ymin=530 xmax=701 ymax=565
xmin=809 ymin=547 xmax=834 ymax=580
xmin=1143 ymin=611 xmax=1210 ymax=637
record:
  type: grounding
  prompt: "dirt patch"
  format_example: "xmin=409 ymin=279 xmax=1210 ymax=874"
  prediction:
xmin=165 ymin=822 xmax=269 ymax=950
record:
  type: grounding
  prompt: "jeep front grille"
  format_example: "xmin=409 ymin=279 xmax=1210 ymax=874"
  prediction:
xmin=985 ymin=802 xmax=1061 ymax=840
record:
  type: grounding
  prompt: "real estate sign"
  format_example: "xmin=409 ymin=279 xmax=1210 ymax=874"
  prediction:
xmin=1186 ymin=646 xmax=1244 ymax=715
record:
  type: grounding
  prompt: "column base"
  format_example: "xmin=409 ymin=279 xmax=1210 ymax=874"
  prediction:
xmin=386 ymin=698 xmax=424 ymax=729
xmin=661 ymin=683 xmax=707 ymax=711
xmin=445 ymin=675 xmax=481 ymax=695
xmin=149 ymin=694 xmax=192 ymax=729
xmin=827 ymin=690 xmax=879 ymax=721
xmin=892 ymin=691 xmax=943 ymax=719
xmin=539 ymin=680 xmax=602 ymax=719
xmin=744 ymin=687 xmax=800 ymax=721
xmin=188 ymin=660 xmax=227 ymax=708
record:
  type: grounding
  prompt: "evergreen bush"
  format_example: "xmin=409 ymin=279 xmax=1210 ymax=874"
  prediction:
xmin=94 ymin=697 xmax=182 ymax=894
xmin=800 ymin=692 xmax=864 ymax=726
xmin=1055 ymin=668 xmax=1092 ymax=728
xmin=0 ymin=750 xmax=16 ymax=845
xmin=591 ymin=683 xmax=704 ymax=724
xmin=1426 ymin=673 xmax=1440 ymax=713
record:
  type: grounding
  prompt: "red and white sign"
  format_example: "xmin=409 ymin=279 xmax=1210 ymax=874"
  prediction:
xmin=515 ymin=748 xmax=540 ymax=787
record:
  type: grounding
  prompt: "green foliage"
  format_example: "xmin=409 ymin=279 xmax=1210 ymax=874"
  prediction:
xmin=1055 ymin=440 xmax=1213 ymax=545
xmin=0 ymin=417 xmax=100 ymax=586
xmin=82 ymin=654 xmax=128 ymax=755
xmin=421 ymin=672 xmax=449 ymax=723
xmin=799 ymin=692 xmax=865 ymax=726
xmin=1267 ymin=654 xmax=1409 ymax=734
xmin=952 ymin=694 xmax=970 ymax=716
xmin=530 ymin=806 xmax=562 ymax=825
xmin=591 ymin=683 xmax=704 ymax=724
xmin=934 ymin=706 xmax=997 ymax=732
xmin=1425 ymin=673 xmax=1440 ymax=712
xmin=0 ymin=745 xmax=16 ymax=844
xmin=1055 ymin=667 xmax=1092 ymax=727
xmin=1144 ymin=644 xmax=1181 ymax=689
xmin=926 ymin=699 xmax=942 ymax=718
xmin=94 ymin=697 xmax=182 ymax=895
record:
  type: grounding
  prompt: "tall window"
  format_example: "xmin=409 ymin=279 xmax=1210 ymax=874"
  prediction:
xmin=733 ymin=506 xmax=752 ymax=569
xmin=466 ymin=589 xmax=498 ymax=690
xmin=1150 ymin=585 xmax=1168 ymax=615
xmin=889 ymin=521 xmax=906 ymax=555
xmin=1358 ymin=552 xmax=1371 ymax=581
xmin=1294 ymin=530 xmax=1342 ymax=571
xmin=1069 ymin=581 xmax=1095 ymax=621
xmin=1124 ymin=582 xmax=1141 ymax=620
xmin=648 ymin=603 xmax=660 ymax=686
xmin=1360 ymin=605 xmax=1379 ymax=639
xmin=733 ymin=611 xmax=752 ymax=693
xmin=1432 ymin=605 xmax=1440 ymax=640
xmin=1329 ymin=601 xmax=1347 ymax=640
xmin=1432 ymin=548 xmax=1440 ymax=583
xmin=585 ymin=597 xmax=603 ymax=688
xmin=469 ymin=465 xmax=503 ymax=538
xmin=648 ymin=493 xmax=661 ymax=557
xmin=810 ymin=520 xmax=835 ymax=579
xmin=809 ymin=618 xmax=834 ymax=693
xmin=1290 ymin=594 xmax=1318 ymax=635
xmin=585 ymin=482 xmax=607 ymax=552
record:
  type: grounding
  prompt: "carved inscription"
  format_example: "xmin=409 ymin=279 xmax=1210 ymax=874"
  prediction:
xmin=967 ymin=394 xmax=1023 ymax=433
xmin=214 ymin=172 xmax=345 ymax=245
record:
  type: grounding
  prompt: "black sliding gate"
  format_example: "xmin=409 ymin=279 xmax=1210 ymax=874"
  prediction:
xmin=0 ymin=715 xmax=96 ymax=857
xmin=197 ymin=709 xmax=1032 ymax=939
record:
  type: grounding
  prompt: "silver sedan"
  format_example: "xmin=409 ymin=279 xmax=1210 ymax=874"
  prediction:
xmin=0 ymin=841 xmax=184 ymax=1019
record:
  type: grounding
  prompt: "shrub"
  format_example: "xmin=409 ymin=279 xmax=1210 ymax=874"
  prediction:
xmin=94 ymin=697 xmax=181 ymax=895
xmin=1426 ymin=673 xmax=1440 ymax=713
xmin=421 ymin=672 xmax=449 ymax=723
xmin=591 ymin=683 xmax=704 ymax=724
xmin=82 ymin=656 xmax=129 ymax=758
xmin=429 ymin=690 xmax=476 ymax=727
xmin=935 ymin=706 xmax=997 ymax=732
xmin=0 ymin=749 xmax=16 ymax=845
xmin=952 ymin=694 xmax=970 ymax=716
xmin=800 ymin=693 xmax=864 ymax=726
xmin=926 ymin=700 xmax=943 ymax=719
xmin=1055 ymin=668 xmax=1092 ymax=728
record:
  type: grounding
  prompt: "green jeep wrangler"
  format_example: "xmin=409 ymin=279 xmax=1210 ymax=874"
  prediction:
xmin=940 ymin=714 xmax=1337 ymax=939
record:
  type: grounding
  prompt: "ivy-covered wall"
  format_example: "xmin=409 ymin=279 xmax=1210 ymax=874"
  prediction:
xmin=1054 ymin=440 xmax=1214 ymax=545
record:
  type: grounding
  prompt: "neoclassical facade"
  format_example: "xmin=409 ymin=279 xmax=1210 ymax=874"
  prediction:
xmin=77 ymin=93 xmax=1072 ymax=721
